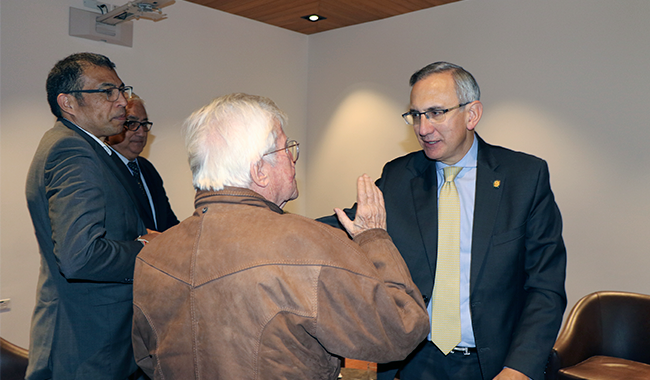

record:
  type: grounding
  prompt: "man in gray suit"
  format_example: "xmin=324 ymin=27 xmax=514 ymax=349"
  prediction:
xmin=25 ymin=52 xmax=158 ymax=380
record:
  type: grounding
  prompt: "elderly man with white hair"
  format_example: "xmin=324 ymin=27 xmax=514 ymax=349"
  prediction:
xmin=131 ymin=93 xmax=429 ymax=380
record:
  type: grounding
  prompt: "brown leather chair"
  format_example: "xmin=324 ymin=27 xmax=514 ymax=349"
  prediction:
xmin=1 ymin=337 xmax=29 ymax=380
xmin=545 ymin=291 xmax=650 ymax=380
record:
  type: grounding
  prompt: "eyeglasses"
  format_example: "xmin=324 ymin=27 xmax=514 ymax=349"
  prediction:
xmin=263 ymin=139 xmax=300 ymax=163
xmin=64 ymin=85 xmax=133 ymax=102
xmin=124 ymin=120 xmax=153 ymax=132
xmin=402 ymin=102 xmax=471 ymax=125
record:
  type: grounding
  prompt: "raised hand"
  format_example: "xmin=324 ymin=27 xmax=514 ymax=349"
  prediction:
xmin=335 ymin=174 xmax=386 ymax=238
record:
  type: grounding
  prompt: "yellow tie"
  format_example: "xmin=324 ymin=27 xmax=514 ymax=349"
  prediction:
xmin=431 ymin=166 xmax=462 ymax=355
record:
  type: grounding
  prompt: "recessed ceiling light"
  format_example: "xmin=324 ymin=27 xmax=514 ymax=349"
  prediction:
xmin=301 ymin=14 xmax=326 ymax=22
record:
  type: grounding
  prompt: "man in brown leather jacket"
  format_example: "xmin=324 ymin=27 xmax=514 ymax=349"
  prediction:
xmin=131 ymin=93 xmax=430 ymax=380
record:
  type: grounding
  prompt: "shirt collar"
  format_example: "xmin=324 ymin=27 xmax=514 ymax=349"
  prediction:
xmin=436 ymin=135 xmax=479 ymax=171
xmin=62 ymin=117 xmax=113 ymax=156
xmin=108 ymin=146 xmax=135 ymax=164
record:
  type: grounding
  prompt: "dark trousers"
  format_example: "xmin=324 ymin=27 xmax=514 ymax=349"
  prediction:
xmin=378 ymin=340 xmax=484 ymax=380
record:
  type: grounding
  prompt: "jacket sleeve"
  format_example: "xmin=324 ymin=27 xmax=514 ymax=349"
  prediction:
xmin=132 ymin=303 xmax=157 ymax=379
xmin=502 ymin=161 xmax=567 ymax=379
xmin=314 ymin=228 xmax=429 ymax=363
xmin=45 ymin=136 xmax=145 ymax=282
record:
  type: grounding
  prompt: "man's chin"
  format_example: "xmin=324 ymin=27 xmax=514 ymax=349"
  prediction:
xmin=131 ymin=143 xmax=145 ymax=153
xmin=422 ymin=145 xmax=443 ymax=161
xmin=108 ymin=125 xmax=124 ymax=136
xmin=281 ymin=191 xmax=299 ymax=207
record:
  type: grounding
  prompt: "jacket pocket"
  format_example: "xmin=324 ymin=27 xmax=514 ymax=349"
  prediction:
xmin=491 ymin=224 xmax=525 ymax=247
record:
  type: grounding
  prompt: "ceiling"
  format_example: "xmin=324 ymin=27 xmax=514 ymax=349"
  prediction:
xmin=184 ymin=0 xmax=463 ymax=35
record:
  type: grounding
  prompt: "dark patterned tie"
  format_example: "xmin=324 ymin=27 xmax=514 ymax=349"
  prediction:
xmin=127 ymin=161 xmax=146 ymax=196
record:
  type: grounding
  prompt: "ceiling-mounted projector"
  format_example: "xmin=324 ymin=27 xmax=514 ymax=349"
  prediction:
xmin=69 ymin=0 xmax=174 ymax=46
xmin=96 ymin=0 xmax=174 ymax=25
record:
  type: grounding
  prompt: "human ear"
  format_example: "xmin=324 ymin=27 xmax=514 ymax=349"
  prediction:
xmin=466 ymin=101 xmax=483 ymax=131
xmin=250 ymin=159 xmax=269 ymax=188
xmin=57 ymin=93 xmax=75 ymax=116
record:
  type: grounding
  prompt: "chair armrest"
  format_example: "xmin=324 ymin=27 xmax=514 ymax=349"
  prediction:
xmin=545 ymin=293 xmax=603 ymax=379
xmin=545 ymin=350 xmax=561 ymax=380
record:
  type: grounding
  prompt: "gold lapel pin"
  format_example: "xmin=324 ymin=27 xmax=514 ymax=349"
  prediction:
xmin=493 ymin=180 xmax=501 ymax=188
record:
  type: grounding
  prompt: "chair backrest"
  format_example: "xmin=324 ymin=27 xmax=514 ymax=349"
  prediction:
xmin=0 ymin=337 xmax=29 ymax=380
xmin=595 ymin=291 xmax=650 ymax=363
xmin=562 ymin=291 xmax=650 ymax=364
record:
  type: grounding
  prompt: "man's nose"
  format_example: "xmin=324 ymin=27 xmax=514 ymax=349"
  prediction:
xmin=416 ymin=116 xmax=436 ymax=135
xmin=116 ymin=91 xmax=128 ymax=107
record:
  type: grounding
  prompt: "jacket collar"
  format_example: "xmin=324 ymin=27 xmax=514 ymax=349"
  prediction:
xmin=194 ymin=187 xmax=284 ymax=215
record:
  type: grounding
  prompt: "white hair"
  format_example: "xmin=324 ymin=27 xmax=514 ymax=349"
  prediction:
xmin=182 ymin=93 xmax=287 ymax=191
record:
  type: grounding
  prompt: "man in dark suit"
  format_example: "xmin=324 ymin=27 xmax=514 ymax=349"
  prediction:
xmin=106 ymin=95 xmax=179 ymax=232
xmin=319 ymin=62 xmax=566 ymax=380
xmin=25 ymin=53 xmax=158 ymax=380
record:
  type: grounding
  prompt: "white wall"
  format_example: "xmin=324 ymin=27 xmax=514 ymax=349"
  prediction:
xmin=0 ymin=0 xmax=308 ymax=346
xmin=2 ymin=0 xmax=650 ymax=349
xmin=306 ymin=0 xmax=650 ymax=323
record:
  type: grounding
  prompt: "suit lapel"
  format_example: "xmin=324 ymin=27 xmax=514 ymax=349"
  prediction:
xmin=404 ymin=135 xmax=505 ymax=297
xmin=60 ymin=119 xmax=155 ymax=230
xmin=112 ymin=156 xmax=156 ymax=230
xmin=410 ymin=155 xmax=439 ymax=291
xmin=470 ymin=136 xmax=503 ymax=293
xmin=137 ymin=158 xmax=162 ymax=229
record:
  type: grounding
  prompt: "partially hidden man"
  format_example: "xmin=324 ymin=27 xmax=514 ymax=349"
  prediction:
xmin=106 ymin=94 xmax=179 ymax=232
xmin=131 ymin=93 xmax=430 ymax=380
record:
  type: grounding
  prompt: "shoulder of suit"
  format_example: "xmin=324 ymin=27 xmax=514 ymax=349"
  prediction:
xmin=383 ymin=150 xmax=427 ymax=167
xmin=136 ymin=156 xmax=163 ymax=176
xmin=137 ymin=156 xmax=152 ymax=165
xmin=40 ymin=122 xmax=94 ymax=155
xmin=481 ymin=140 xmax=547 ymax=165
xmin=382 ymin=150 xmax=430 ymax=176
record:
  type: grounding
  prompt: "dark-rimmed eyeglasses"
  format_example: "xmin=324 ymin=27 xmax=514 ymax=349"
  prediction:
xmin=124 ymin=120 xmax=153 ymax=132
xmin=402 ymin=102 xmax=471 ymax=125
xmin=64 ymin=85 xmax=133 ymax=102
xmin=263 ymin=139 xmax=299 ymax=163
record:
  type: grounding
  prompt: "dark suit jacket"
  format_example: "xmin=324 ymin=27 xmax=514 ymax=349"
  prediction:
xmin=319 ymin=135 xmax=567 ymax=380
xmin=138 ymin=157 xmax=179 ymax=231
xmin=25 ymin=119 xmax=147 ymax=380
xmin=112 ymin=154 xmax=179 ymax=232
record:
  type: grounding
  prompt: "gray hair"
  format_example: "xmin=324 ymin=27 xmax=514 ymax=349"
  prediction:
xmin=409 ymin=62 xmax=480 ymax=104
xmin=182 ymin=93 xmax=287 ymax=191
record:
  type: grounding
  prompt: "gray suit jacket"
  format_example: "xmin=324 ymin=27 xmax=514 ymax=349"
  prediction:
xmin=319 ymin=135 xmax=567 ymax=380
xmin=25 ymin=119 xmax=147 ymax=380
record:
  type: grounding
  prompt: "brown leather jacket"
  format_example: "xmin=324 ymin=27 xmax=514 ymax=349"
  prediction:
xmin=132 ymin=188 xmax=429 ymax=380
